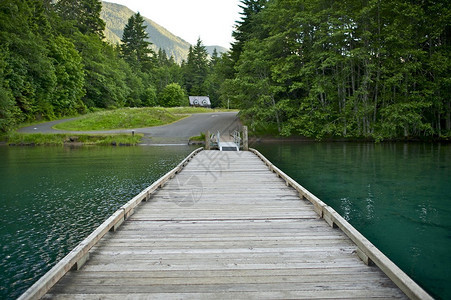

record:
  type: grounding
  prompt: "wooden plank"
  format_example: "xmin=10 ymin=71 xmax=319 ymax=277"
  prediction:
xmin=47 ymin=267 xmax=391 ymax=278
xmin=44 ymin=291 xmax=406 ymax=300
xmin=48 ymin=281 xmax=404 ymax=295
xmin=51 ymin=274 xmax=396 ymax=286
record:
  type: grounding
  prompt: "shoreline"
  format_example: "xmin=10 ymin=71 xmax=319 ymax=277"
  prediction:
xmin=249 ymin=135 xmax=451 ymax=144
xmin=2 ymin=132 xmax=450 ymax=147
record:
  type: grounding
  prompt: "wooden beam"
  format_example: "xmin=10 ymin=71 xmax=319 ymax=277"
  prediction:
xmin=205 ymin=130 xmax=210 ymax=150
xmin=243 ymin=126 xmax=248 ymax=151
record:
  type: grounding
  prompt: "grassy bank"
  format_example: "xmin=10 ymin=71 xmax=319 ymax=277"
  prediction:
xmin=3 ymin=107 xmax=238 ymax=146
xmin=53 ymin=107 xmax=184 ymax=131
xmin=7 ymin=133 xmax=142 ymax=146
xmin=52 ymin=107 xmax=236 ymax=131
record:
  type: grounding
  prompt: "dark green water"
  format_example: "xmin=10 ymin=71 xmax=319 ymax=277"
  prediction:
xmin=0 ymin=145 xmax=196 ymax=299
xmin=254 ymin=142 xmax=451 ymax=300
xmin=1 ymin=143 xmax=450 ymax=299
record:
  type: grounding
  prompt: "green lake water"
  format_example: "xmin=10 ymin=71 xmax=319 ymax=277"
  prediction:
xmin=0 ymin=145 xmax=196 ymax=299
xmin=254 ymin=142 xmax=451 ymax=299
xmin=0 ymin=143 xmax=450 ymax=299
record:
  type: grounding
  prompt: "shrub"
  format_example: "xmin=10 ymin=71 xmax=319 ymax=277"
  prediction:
xmin=159 ymin=83 xmax=187 ymax=107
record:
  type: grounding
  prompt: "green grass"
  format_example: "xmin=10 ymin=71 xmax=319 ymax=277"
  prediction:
xmin=52 ymin=107 xmax=238 ymax=131
xmin=7 ymin=133 xmax=142 ymax=146
xmin=166 ymin=107 xmax=237 ymax=114
xmin=53 ymin=107 xmax=186 ymax=131
xmin=189 ymin=132 xmax=206 ymax=142
xmin=5 ymin=107 xmax=239 ymax=146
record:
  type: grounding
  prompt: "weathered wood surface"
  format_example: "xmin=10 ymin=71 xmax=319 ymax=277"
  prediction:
xmin=38 ymin=150 xmax=425 ymax=299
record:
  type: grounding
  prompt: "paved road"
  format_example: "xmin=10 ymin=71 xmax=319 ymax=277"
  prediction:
xmin=18 ymin=112 xmax=241 ymax=145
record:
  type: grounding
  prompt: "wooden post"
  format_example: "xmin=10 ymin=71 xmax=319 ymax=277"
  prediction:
xmin=205 ymin=130 xmax=210 ymax=150
xmin=243 ymin=126 xmax=248 ymax=151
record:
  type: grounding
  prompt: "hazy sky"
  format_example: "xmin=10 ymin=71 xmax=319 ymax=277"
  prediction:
xmin=108 ymin=0 xmax=242 ymax=48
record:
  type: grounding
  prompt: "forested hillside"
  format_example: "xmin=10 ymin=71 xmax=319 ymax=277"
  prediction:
xmin=222 ymin=0 xmax=451 ymax=139
xmin=101 ymin=2 xmax=228 ymax=63
xmin=101 ymin=1 xmax=191 ymax=63
xmin=0 ymin=0 xmax=227 ymax=134
xmin=1 ymin=0 xmax=449 ymax=140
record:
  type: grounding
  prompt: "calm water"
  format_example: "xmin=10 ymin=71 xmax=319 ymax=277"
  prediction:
xmin=1 ymin=143 xmax=450 ymax=299
xmin=0 ymin=145 xmax=196 ymax=299
xmin=254 ymin=142 xmax=451 ymax=299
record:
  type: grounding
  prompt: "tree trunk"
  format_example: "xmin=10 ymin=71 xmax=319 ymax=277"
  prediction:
xmin=271 ymin=95 xmax=281 ymax=133
xmin=446 ymin=101 xmax=451 ymax=131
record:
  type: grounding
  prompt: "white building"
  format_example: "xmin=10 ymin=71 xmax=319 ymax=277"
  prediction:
xmin=189 ymin=96 xmax=211 ymax=108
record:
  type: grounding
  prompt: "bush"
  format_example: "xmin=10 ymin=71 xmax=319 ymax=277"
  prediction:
xmin=159 ymin=83 xmax=187 ymax=107
xmin=142 ymin=86 xmax=157 ymax=106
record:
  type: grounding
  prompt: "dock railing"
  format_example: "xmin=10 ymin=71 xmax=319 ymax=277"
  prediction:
xmin=204 ymin=126 xmax=248 ymax=151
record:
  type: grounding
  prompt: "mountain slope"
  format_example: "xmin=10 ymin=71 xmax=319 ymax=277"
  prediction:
xmin=206 ymin=45 xmax=228 ymax=56
xmin=101 ymin=1 xmax=191 ymax=63
xmin=101 ymin=1 xmax=229 ymax=63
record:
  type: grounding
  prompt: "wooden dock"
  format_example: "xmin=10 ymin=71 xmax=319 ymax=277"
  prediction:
xmin=21 ymin=149 xmax=432 ymax=299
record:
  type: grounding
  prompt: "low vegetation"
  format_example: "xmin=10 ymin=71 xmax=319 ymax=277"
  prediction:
xmin=7 ymin=133 xmax=142 ymax=146
xmin=53 ymin=107 xmax=186 ymax=131
xmin=166 ymin=107 xmax=234 ymax=114
xmin=52 ymin=107 xmax=233 ymax=131
xmin=3 ymin=107 xmax=236 ymax=146
xmin=188 ymin=132 xmax=206 ymax=144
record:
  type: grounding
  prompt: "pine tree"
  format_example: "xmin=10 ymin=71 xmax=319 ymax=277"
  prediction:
xmin=55 ymin=0 xmax=105 ymax=38
xmin=184 ymin=38 xmax=209 ymax=95
xmin=210 ymin=48 xmax=219 ymax=69
xmin=230 ymin=0 xmax=267 ymax=64
xmin=121 ymin=12 xmax=155 ymax=71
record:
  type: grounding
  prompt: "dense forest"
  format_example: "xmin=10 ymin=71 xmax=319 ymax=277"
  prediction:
xmin=226 ymin=0 xmax=451 ymax=139
xmin=0 ymin=0 xmax=221 ymax=133
xmin=1 ymin=0 xmax=450 ymax=140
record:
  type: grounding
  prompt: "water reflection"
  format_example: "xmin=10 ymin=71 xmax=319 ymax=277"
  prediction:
xmin=365 ymin=184 xmax=375 ymax=222
xmin=339 ymin=197 xmax=352 ymax=221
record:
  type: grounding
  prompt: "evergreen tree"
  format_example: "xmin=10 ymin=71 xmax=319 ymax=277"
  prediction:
xmin=0 ymin=46 xmax=18 ymax=132
xmin=230 ymin=0 xmax=267 ymax=64
xmin=225 ymin=0 xmax=451 ymax=139
xmin=210 ymin=48 xmax=219 ymax=68
xmin=55 ymin=0 xmax=105 ymax=38
xmin=154 ymin=48 xmax=184 ymax=95
xmin=184 ymin=38 xmax=209 ymax=95
xmin=157 ymin=48 xmax=170 ymax=67
xmin=204 ymin=49 xmax=230 ymax=108
xmin=121 ymin=12 xmax=155 ymax=71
